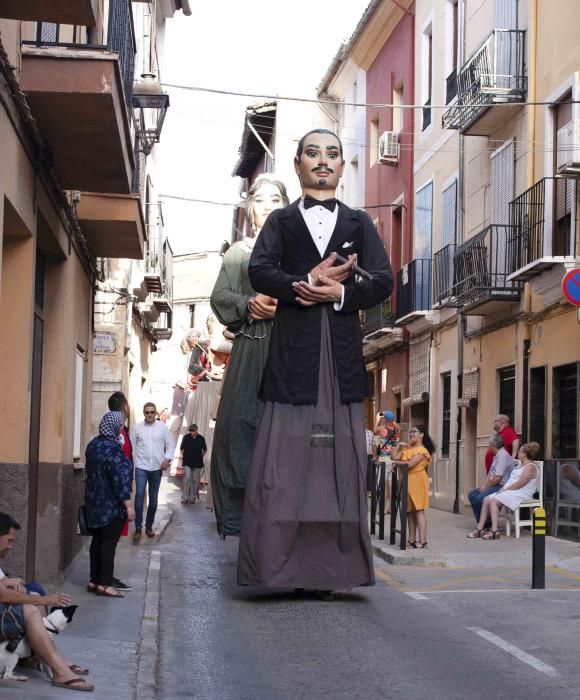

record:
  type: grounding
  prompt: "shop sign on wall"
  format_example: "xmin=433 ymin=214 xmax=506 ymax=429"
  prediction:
xmin=93 ymin=331 xmax=117 ymax=354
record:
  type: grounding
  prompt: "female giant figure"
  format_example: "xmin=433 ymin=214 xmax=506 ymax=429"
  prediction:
xmin=210 ymin=176 xmax=289 ymax=537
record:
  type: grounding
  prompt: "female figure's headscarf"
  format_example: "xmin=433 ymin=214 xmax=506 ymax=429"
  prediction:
xmin=98 ymin=411 xmax=125 ymax=441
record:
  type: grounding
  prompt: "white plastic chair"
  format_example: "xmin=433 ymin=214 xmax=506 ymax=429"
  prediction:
xmin=505 ymin=461 xmax=543 ymax=538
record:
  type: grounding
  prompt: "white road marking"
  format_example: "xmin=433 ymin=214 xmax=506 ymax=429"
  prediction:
xmin=467 ymin=627 xmax=558 ymax=677
xmin=415 ymin=588 xmax=580 ymax=594
xmin=405 ymin=592 xmax=428 ymax=600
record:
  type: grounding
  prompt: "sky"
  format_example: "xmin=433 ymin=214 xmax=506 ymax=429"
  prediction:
xmin=157 ymin=0 xmax=370 ymax=255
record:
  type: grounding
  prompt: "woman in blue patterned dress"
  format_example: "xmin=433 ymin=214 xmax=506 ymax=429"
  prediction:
xmin=85 ymin=412 xmax=134 ymax=598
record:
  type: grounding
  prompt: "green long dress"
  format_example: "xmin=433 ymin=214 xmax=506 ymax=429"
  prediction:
xmin=209 ymin=240 xmax=273 ymax=536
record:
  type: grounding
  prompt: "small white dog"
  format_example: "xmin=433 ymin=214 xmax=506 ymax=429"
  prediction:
xmin=0 ymin=605 xmax=78 ymax=681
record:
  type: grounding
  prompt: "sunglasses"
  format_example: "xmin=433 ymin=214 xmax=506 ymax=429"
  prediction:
xmin=144 ymin=410 xmax=156 ymax=415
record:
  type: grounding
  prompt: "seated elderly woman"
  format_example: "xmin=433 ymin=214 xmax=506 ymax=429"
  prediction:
xmin=468 ymin=442 xmax=540 ymax=540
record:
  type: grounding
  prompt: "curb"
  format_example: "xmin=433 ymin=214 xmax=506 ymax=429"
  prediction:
xmin=135 ymin=549 xmax=161 ymax=700
xmin=372 ymin=541 xmax=447 ymax=567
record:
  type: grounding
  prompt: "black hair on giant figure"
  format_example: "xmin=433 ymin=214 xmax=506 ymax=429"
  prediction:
xmin=295 ymin=128 xmax=344 ymax=161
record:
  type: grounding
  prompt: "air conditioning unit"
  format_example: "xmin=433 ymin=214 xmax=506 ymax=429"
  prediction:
xmin=378 ymin=131 xmax=400 ymax=165
xmin=556 ymin=120 xmax=580 ymax=176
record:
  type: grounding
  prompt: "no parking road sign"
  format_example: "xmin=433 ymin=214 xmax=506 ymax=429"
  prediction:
xmin=562 ymin=268 xmax=580 ymax=307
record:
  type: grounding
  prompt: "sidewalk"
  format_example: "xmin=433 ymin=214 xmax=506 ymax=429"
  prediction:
xmin=372 ymin=507 xmax=580 ymax=570
xmin=0 ymin=502 xmax=173 ymax=699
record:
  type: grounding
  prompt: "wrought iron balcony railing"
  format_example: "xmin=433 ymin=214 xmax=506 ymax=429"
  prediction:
xmin=27 ymin=0 xmax=136 ymax=112
xmin=396 ymin=258 xmax=432 ymax=321
xmin=453 ymin=225 xmax=522 ymax=309
xmin=360 ymin=299 xmax=396 ymax=337
xmin=442 ymin=29 xmax=526 ymax=131
xmin=508 ymin=177 xmax=578 ymax=278
xmin=433 ymin=244 xmax=458 ymax=306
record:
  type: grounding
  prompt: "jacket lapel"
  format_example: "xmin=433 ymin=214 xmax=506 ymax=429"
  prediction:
xmin=279 ymin=199 xmax=322 ymax=261
xmin=322 ymin=203 xmax=359 ymax=258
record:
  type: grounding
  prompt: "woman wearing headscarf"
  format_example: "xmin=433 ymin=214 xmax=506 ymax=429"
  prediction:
xmin=210 ymin=175 xmax=289 ymax=538
xmin=85 ymin=411 xmax=134 ymax=597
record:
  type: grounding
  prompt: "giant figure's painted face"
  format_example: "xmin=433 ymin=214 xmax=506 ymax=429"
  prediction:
xmin=294 ymin=132 xmax=344 ymax=192
xmin=252 ymin=182 xmax=286 ymax=231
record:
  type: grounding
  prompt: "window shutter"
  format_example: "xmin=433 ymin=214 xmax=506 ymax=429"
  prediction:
xmin=403 ymin=335 xmax=431 ymax=406
xmin=490 ymin=141 xmax=515 ymax=225
xmin=556 ymin=99 xmax=574 ymax=219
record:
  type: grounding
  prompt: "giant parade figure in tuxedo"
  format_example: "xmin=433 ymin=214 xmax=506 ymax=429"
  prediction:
xmin=237 ymin=129 xmax=394 ymax=597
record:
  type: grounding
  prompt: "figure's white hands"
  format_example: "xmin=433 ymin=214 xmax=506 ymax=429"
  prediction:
xmin=292 ymin=276 xmax=343 ymax=306
xmin=309 ymin=252 xmax=354 ymax=285
xmin=248 ymin=294 xmax=277 ymax=320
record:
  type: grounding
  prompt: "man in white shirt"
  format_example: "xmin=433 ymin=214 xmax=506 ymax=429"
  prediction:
xmin=131 ymin=402 xmax=174 ymax=542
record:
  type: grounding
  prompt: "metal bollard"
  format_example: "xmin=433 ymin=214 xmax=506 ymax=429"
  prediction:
xmin=532 ymin=506 xmax=546 ymax=589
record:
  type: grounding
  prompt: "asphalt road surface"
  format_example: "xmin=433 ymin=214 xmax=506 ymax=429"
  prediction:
xmin=158 ymin=489 xmax=580 ymax=699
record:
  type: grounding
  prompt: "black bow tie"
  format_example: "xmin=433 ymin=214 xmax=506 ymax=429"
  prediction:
xmin=303 ymin=195 xmax=337 ymax=212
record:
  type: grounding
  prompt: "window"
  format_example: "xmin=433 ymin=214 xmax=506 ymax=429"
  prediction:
xmin=441 ymin=373 xmax=452 ymax=457
xmin=553 ymin=363 xmax=579 ymax=458
xmin=422 ymin=25 xmax=433 ymax=129
xmin=498 ymin=365 xmax=516 ymax=426
xmin=445 ymin=0 xmax=459 ymax=104
xmin=441 ymin=180 xmax=458 ymax=248
xmin=529 ymin=366 xmax=546 ymax=460
xmin=352 ymin=80 xmax=358 ymax=106
xmin=349 ymin=156 xmax=359 ymax=206
xmin=392 ymin=85 xmax=403 ymax=134
xmin=381 ymin=368 xmax=388 ymax=394
xmin=73 ymin=347 xmax=85 ymax=460
xmin=555 ymin=96 xmax=575 ymax=256
xmin=189 ymin=304 xmax=195 ymax=328
xmin=369 ymin=118 xmax=379 ymax=166
xmin=415 ymin=182 xmax=433 ymax=260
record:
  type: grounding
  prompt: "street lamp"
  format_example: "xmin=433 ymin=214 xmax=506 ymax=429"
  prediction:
xmin=132 ymin=73 xmax=170 ymax=156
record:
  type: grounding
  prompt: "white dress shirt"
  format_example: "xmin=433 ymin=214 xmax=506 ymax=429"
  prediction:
xmin=131 ymin=420 xmax=175 ymax=472
xmin=298 ymin=197 xmax=345 ymax=309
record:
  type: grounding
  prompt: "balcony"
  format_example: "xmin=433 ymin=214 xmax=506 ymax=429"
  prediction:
xmin=76 ymin=192 xmax=145 ymax=259
xmin=433 ymin=244 xmax=459 ymax=307
xmin=21 ymin=0 xmax=136 ymax=193
xmin=453 ymin=225 xmax=522 ymax=314
xmin=396 ymin=259 xmax=432 ymax=323
xmin=442 ymin=29 xmax=526 ymax=135
xmin=508 ymin=177 xmax=578 ymax=281
xmin=0 ymin=0 xmax=98 ymax=25
xmin=361 ymin=300 xmax=402 ymax=358
xmin=148 ymin=237 xmax=173 ymax=315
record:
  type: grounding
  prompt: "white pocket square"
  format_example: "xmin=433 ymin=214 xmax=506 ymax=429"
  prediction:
xmin=342 ymin=241 xmax=353 ymax=248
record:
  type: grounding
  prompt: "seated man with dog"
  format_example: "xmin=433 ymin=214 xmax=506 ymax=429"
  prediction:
xmin=0 ymin=512 xmax=94 ymax=691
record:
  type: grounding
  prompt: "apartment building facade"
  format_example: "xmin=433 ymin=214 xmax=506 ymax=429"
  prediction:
xmin=0 ymin=0 xmax=185 ymax=581
xmin=408 ymin=0 xmax=580 ymax=529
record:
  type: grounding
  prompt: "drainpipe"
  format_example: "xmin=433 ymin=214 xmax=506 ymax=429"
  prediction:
xmin=521 ymin=0 xmax=537 ymax=442
xmin=453 ymin=0 xmax=467 ymax=515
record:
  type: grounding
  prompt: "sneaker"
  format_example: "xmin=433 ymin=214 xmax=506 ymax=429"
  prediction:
xmin=112 ymin=578 xmax=133 ymax=592
xmin=133 ymin=528 xmax=142 ymax=544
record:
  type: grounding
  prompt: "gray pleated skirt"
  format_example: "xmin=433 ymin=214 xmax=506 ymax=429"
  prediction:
xmin=237 ymin=309 xmax=375 ymax=590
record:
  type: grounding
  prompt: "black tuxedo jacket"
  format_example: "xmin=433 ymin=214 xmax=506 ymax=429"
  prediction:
xmin=249 ymin=199 xmax=393 ymax=405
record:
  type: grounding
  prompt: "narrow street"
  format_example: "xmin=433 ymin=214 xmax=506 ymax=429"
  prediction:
xmin=158 ymin=486 xmax=580 ymax=700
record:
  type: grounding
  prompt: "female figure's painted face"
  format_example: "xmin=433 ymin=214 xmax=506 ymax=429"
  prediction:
xmin=252 ymin=183 xmax=285 ymax=232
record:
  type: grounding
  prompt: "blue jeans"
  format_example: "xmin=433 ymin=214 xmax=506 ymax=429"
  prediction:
xmin=468 ymin=485 xmax=501 ymax=523
xmin=135 ymin=468 xmax=163 ymax=530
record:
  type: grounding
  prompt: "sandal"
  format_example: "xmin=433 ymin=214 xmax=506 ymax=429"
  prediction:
xmin=96 ymin=585 xmax=125 ymax=598
xmin=407 ymin=541 xmax=417 ymax=548
xmin=467 ymin=528 xmax=483 ymax=539
xmin=86 ymin=583 xmax=97 ymax=593
xmin=416 ymin=542 xmax=428 ymax=548
xmin=51 ymin=677 xmax=95 ymax=692
xmin=69 ymin=664 xmax=89 ymax=676
xmin=482 ymin=529 xmax=501 ymax=540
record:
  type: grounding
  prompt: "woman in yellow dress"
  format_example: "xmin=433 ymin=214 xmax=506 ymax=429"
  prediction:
xmin=391 ymin=425 xmax=435 ymax=548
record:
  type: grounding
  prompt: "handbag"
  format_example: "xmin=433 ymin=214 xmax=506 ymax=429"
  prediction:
xmin=77 ymin=505 xmax=90 ymax=536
